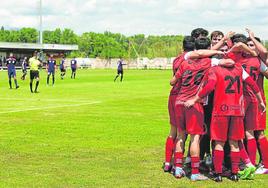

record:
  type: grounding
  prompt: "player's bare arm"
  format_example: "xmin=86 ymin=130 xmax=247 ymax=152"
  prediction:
xmin=211 ymin=31 xmax=235 ymax=50
xmin=246 ymin=28 xmax=267 ymax=61
xmin=170 ymin=75 xmax=177 ymax=86
xmin=218 ymin=58 xmax=235 ymax=67
xmin=187 ymin=50 xmax=224 ymax=59
xmin=230 ymin=42 xmax=257 ymax=56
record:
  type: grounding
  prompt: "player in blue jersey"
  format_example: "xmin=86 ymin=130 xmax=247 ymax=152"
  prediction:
xmin=21 ymin=56 xmax=27 ymax=80
xmin=114 ymin=58 xmax=126 ymax=82
xmin=6 ymin=53 xmax=19 ymax=89
xmin=46 ymin=54 xmax=57 ymax=85
xmin=70 ymin=57 xmax=77 ymax=79
xmin=60 ymin=56 xmax=66 ymax=79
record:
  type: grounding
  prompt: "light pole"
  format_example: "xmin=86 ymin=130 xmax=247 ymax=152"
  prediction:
xmin=38 ymin=0 xmax=44 ymax=62
xmin=39 ymin=0 xmax=43 ymax=45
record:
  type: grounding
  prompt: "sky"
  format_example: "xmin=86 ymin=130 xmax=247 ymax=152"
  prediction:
xmin=0 ymin=0 xmax=268 ymax=39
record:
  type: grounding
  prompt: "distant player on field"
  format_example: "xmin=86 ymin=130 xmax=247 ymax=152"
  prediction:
xmin=29 ymin=51 xmax=41 ymax=93
xmin=114 ymin=58 xmax=126 ymax=82
xmin=21 ymin=56 xmax=27 ymax=80
xmin=60 ymin=56 xmax=66 ymax=80
xmin=6 ymin=53 xmax=19 ymax=89
xmin=46 ymin=54 xmax=56 ymax=86
xmin=70 ymin=57 xmax=77 ymax=79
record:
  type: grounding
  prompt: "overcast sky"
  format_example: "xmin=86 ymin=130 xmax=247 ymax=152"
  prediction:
xmin=0 ymin=0 xmax=268 ymax=39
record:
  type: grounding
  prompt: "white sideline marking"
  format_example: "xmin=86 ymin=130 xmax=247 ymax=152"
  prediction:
xmin=2 ymin=98 xmax=93 ymax=103
xmin=0 ymin=101 xmax=101 ymax=114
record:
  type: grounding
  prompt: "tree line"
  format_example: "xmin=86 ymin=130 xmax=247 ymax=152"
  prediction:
xmin=1 ymin=27 xmax=267 ymax=59
xmin=0 ymin=27 xmax=183 ymax=59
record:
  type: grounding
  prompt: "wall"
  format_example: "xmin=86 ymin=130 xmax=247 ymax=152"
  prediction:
xmin=65 ymin=57 xmax=176 ymax=69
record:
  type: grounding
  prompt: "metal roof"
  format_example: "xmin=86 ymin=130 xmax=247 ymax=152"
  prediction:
xmin=0 ymin=42 xmax=78 ymax=51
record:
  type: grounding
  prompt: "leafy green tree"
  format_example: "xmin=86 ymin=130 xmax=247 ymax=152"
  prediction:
xmin=0 ymin=27 xmax=187 ymax=59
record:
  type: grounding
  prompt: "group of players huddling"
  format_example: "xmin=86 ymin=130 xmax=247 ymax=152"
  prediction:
xmin=164 ymin=28 xmax=268 ymax=182
xmin=5 ymin=51 xmax=78 ymax=93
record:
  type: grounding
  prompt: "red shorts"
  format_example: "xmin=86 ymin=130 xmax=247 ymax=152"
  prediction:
xmin=244 ymin=99 xmax=258 ymax=131
xmin=211 ymin=116 xmax=244 ymax=141
xmin=175 ymin=103 xmax=205 ymax=135
xmin=168 ymin=95 xmax=177 ymax=127
xmin=256 ymin=110 xmax=266 ymax=130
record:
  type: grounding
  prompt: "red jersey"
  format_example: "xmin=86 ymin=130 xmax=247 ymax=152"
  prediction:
xmin=170 ymin=52 xmax=186 ymax=96
xmin=207 ymin=65 xmax=245 ymax=116
xmin=175 ymin=57 xmax=211 ymax=102
xmin=232 ymin=53 xmax=261 ymax=102
xmin=257 ymin=74 xmax=266 ymax=103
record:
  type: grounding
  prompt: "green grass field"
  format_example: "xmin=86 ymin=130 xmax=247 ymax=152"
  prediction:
xmin=0 ymin=69 xmax=268 ymax=187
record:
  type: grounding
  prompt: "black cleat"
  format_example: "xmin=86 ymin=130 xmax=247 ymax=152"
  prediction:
xmin=16 ymin=86 xmax=19 ymax=89
xmin=163 ymin=163 xmax=172 ymax=172
xmin=229 ymin=174 xmax=239 ymax=182
xmin=214 ymin=174 xmax=223 ymax=182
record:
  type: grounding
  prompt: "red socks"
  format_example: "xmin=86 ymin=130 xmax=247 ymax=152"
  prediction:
xmin=247 ymin=138 xmax=257 ymax=165
xmin=213 ymin=150 xmax=224 ymax=174
xmin=258 ymin=137 xmax=268 ymax=168
xmin=165 ymin=137 xmax=174 ymax=163
xmin=191 ymin=157 xmax=200 ymax=174
xmin=238 ymin=141 xmax=251 ymax=165
xmin=230 ymin=151 xmax=240 ymax=174
xmin=174 ymin=152 xmax=184 ymax=168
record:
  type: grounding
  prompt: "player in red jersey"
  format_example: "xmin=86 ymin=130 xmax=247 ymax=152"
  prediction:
xmin=184 ymin=63 xmax=265 ymax=182
xmin=199 ymin=31 xmax=235 ymax=169
xmin=165 ymin=36 xmax=223 ymax=172
xmin=227 ymin=33 xmax=268 ymax=178
xmin=164 ymin=36 xmax=195 ymax=172
xmin=244 ymin=29 xmax=268 ymax=174
xmin=170 ymin=37 xmax=234 ymax=181
xmin=229 ymin=34 xmax=263 ymax=168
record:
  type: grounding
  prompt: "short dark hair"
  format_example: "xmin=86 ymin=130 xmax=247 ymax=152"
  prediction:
xmin=231 ymin=34 xmax=247 ymax=44
xmin=247 ymin=37 xmax=261 ymax=43
xmin=183 ymin=36 xmax=195 ymax=51
xmin=210 ymin=31 xmax=224 ymax=40
xmin=195 ymin=37 xmax=211 ymax=50
xmin=191 ymin=28 xmax=209 ymax=39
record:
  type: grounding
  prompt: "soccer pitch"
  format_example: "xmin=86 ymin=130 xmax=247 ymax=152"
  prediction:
xmin=0 ymin=69 xmax=268 ymax=187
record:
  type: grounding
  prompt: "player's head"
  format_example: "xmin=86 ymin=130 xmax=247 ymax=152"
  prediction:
xmin=247 ymin=37 xmax=261 ymax=52
xmin=33 ymin=51 xmax=38 ymax=57
xmin=231 ymin=34 xmax=247 ymax=44
xmin=9 ymin=52 xmax=13 ymax=57
xmin=24 ymin=56 xmax=27 ymax=60
xmin=214 ymin=42 xmax=229 ymax=59
xmin=220 ymin=43 xmax=229 ymax=53
xmin=50 ymin=54 xmax=53 ymax=58
xmin=195 ymin=37 xmax=211 ymax=50
xmin=191 ymin=28 xmax=209 ymax=39
xmin=183 ymin=36 xmax=195 ymax=51
xmin=210 ymin=31 xmax=224 ymax=46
